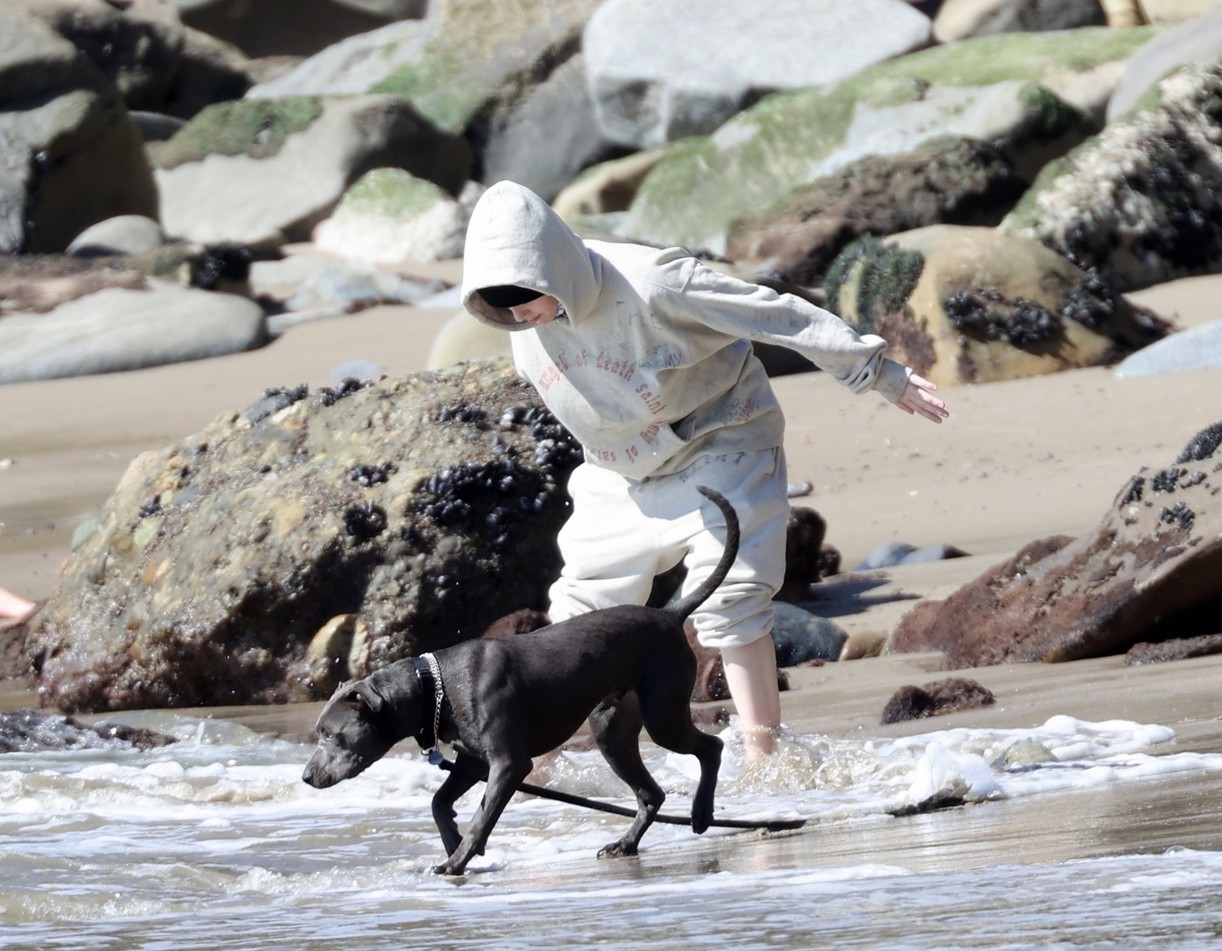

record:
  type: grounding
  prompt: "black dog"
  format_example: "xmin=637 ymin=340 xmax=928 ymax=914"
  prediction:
xmin=302 ymin=485 xmax=736 ymax=875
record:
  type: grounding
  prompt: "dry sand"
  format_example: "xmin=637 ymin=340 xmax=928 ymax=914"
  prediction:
xmin=2 ymin=265 xmax=1222 ymax=757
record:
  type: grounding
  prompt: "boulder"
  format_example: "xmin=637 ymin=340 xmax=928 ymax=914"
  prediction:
xmin=243 ymin=19 xmax=428 ymax=99
xmin=150 ymin=94 xmax=471 ymax=246
xmin=824 ymin=225 xmax=1170 ymax=386
xmin=177 ymin=0 xmax=426 ymax=59
xmin=933 ymin=0 xmax=1105 ymax=42
xmin=583 ymin=0 xmax=932 ymax=150
xmin=0 ymin=276 xmax=266 ymax=384
xmin=312 ymin=169 xmax=470 ymax=264
xmin=726 ymin=135 xmax=1028 ymax=286
xmin=1125 ymin=632 xmax=1222 ymax=665
xmin=1107 ymin=5 xmax=1222 ymax=120
xmin=12 ymin=0 xmax=252 ymax=120
xmin=363 ymin=0 xmax=605 ymax=135
xmin=889 ymin=421 xmax=1222 ymax=667
xmin=11 ymin=0 xmax=186 ymax=112
xmin=1115 ymin=320 xmax=1222 ymax=377
xmin=880 ymin=677 xmax=996 ymax=723
xmin=1139 ymin=0 xmax=1222 ymax=23
xmin=68 ymin=215 xmax=166 ymax=257
xmin=0 ymin=7 xmax=159 ymax=253
xmin=772 ymin=603 xmax=849 ymax=666
xmin=23 ymin=360 xmax=582 ymax=712
xmin=479 ymin=53 xmax=622 ymax=202
xmin=552 ymin=148 xmax=670 ymax=222
xmin=622 ymin=27 xmax=1150 ymax=253
xmin=427 ymin=309 xmax=515 ymax=370
xmin=855 ymin=540 xmax=970 ymax=570
xmin=0 ymin=708 xmax=176 ymax=753
xmin=1004 ymin=63 xmax=1222 ymax=293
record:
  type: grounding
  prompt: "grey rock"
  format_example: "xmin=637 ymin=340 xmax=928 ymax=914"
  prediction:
xmin=622 ymin=29 xmax=1118 ymax=254
xmin=0 ymin=708 xmax=176 ymax=753
xmin=150 ymin=94 xmax=471 ymax=246
xmin=584 ymin=0 xmax=931 ymax=149
xmin=68 ymin=215 xmax=166 ymax=257
xmin=0 ymin=280 xmax=267 ymax=384
xmin=1115 ymin=321 xmax=1222 ymax=377
xmin=481 ymin=54 xmax=620 ymax=203
xmin=933 ymin=0 xmax=1105 ymax=42
xmin=177 ymin=0 xmax=426 ymax=59
xmin=24 ymin=360 xmax=582 ymax=712
xmin=312 ymin=169 xmax=468 ymax=264
xmin=261 ymin=0 xmax=604 ymax=137
xmin=855 ymin=540 xmax=970 ymax=570
xmin=244 ymin=19 xmax=428 ymax=99
xmin=1108 ymin=5 xmax=1222 ymax=120
xmin=0 ymin=7 xmax=159 ymax=253
xmin=772 ymin=602 xmax=849 ymax=666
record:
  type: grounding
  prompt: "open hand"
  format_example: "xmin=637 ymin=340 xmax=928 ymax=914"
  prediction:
xmin=896 ymin=373 xmax=949 ymax=423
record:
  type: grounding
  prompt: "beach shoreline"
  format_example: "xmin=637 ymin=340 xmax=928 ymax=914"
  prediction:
xmin=3 ymin=271 xmax=1222 ymax=753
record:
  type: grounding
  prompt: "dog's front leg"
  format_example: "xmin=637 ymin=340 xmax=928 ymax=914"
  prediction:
xmin=431 ymin=756 xmax=486 ymax=857
xmin=433 ymin=755 xmax=531 ymax=876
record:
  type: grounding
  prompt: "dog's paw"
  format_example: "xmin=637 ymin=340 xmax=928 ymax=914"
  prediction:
xmin=691 ymin=805 xmax=714 ymax=835
xmin=596 ymin=840 xmax=639 ymax=859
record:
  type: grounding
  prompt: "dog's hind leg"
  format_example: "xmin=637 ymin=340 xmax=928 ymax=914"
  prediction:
xmin=588 ymin=694 xmax=666 ymax=857
xmin=433 ymin=752 xmax=532 ymax=876
xmin=432 ymin=755 xmax=486 ymax=857
xmin=637 ymin=677 xmax=723 ymax=835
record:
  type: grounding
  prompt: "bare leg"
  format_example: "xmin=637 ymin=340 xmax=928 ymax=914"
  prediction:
xmin=0 ymin=587 xmax=35 ymax=621
xmin=721 ymin=635 xmax=780 ymax=760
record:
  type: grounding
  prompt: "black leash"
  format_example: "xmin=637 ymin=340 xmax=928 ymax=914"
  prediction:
xmin=433 ymin=755 xmax=806 ymax=832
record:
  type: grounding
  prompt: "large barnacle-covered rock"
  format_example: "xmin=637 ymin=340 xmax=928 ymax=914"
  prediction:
xmin=825 ymin=225 xmax=1169 ymax=387
xmin=1002 ymin=63 xmax=1222 ymax=293
xmin=23 ymin=359 xmax=581 ymax=712
xmin=889 ymin=421 xmax=1222 ymax=667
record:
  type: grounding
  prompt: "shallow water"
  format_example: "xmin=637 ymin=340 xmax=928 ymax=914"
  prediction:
xmin=3 ymin=712 xmax=1222 ymax=950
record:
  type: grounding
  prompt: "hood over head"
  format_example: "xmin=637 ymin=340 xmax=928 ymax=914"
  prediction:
xmin=462 ymin=181 xmax=602 ymax=330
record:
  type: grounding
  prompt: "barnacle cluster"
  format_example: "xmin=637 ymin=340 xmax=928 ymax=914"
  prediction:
xmin=1175 ymin=421 xmax=1222 ymax=464
xmin=436 ymin=405 xmax=489 ymax=426
xmin=246 ymin=383 xmax=309 ymax=423
xmin=343 ymin=501 xmax=387 ymax=541
xmin=346 ymin=462 xmax=396 ymax=487
xmin=317 ymin=377 xmax=375 ymax=407
xmin=944 ymin=290 xmax=1058 ymax=348
xmin=1151 ymin=467 xmax=1186 ymax=494
xmin=1159 ymin=502 xmax=1195 ymax=531
xmin=499 ymin=403 xmax=582 ymax=474
xmin=413 ymin=457 xmax=549 ymax=551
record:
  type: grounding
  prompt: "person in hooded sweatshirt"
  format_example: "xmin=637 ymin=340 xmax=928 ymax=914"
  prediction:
xmin=461 ymin=181 xmax=949 ymax=758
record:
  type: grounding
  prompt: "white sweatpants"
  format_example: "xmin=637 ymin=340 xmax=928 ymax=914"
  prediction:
xmin=547 ymin=448 xmax=789 ymax=649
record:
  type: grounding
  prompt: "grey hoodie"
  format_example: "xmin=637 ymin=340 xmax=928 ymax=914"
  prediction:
xmin=462 ymin=181 xmax=910 ymax=481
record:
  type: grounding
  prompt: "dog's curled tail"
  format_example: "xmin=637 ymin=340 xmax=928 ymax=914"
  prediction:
xmin=668 ymin=485 xmax=741 ymax=620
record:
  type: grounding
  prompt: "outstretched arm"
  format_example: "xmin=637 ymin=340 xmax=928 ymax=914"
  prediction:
xmin=895 ymin=373 xmax=949 ymax=423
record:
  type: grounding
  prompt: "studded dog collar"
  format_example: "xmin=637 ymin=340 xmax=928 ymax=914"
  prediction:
xmin=409 ymin=653 xmax=445 ymax=755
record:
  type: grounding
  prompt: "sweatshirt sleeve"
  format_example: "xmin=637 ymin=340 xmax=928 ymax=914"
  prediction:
xmin=663 ymin=255 xmax=912 ymax=404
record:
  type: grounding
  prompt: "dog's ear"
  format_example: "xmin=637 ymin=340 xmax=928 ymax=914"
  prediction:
xmin=345 ymin=680 xmax=384 ymax=714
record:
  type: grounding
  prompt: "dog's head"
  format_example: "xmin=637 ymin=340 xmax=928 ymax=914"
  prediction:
xmin=301 ymin=676 xmax=408 ymax=789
